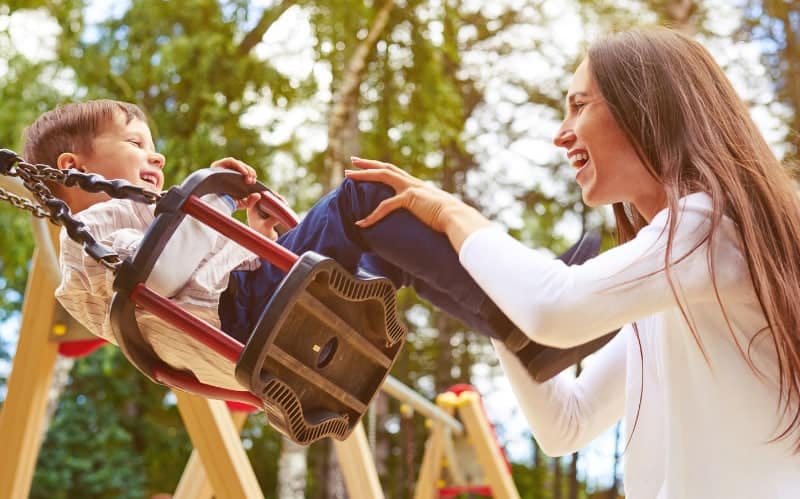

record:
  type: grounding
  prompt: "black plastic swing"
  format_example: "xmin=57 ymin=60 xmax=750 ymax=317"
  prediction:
xmin=109 ymin=169 xmax=406 ymax=445
xmin=0 ymin=147 xmax=620 ymax=444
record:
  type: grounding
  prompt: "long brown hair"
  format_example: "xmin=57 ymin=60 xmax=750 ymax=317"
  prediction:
xmin=589 ymin=27 xmax=800 ymax=449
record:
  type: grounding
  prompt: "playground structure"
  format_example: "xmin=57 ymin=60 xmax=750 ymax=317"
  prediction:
xmin=0 ymin=173 xmax=521 ymax=499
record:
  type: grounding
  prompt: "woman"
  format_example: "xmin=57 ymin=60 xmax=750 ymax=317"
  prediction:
xmin=346 ymin=28 xmax=800 ymax=498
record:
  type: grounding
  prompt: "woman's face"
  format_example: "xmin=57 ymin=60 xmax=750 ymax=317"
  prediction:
xmin=554 ymin=58 xmax=665 ymax=220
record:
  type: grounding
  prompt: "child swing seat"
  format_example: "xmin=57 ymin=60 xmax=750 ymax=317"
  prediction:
xmin=108 ymin=168 xmax=407 ymax=445
xmin=0 ymin=148 xmax=619 ymax=446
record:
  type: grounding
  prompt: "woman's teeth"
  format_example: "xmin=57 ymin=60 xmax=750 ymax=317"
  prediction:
xmin=570 ymin=153 xmax=589 ymax=168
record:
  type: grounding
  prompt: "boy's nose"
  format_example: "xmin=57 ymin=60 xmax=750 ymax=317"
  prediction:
xmin=149 ymin=152 xmax=165 ymax=169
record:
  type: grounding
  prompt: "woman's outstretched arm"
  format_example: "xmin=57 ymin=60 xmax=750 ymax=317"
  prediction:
xmin=347 ymin=159 xmax=750 ymax=348
xmin=494 ymin=325 xmax=629 ymax=456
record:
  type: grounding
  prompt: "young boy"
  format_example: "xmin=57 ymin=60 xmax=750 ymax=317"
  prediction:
xmin=25 ymin=99 xmax=595 ymax=389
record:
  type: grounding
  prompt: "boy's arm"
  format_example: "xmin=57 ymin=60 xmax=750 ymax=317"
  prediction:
xmin=56 ymin=196 xmax=234 ymax=340
xmin=146 ymin=194 xmax=236 ymax=297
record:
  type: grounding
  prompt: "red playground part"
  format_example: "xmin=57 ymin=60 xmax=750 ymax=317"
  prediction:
xmin=225 ymin=400 xmax=259 ymax=413
xmin=438 ymin=384 xmax=513 ymax=498
xmin=57 ymin=338 xmax=107 ymax=358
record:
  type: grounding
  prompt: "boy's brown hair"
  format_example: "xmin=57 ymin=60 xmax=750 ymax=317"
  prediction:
xmin=23 ymin=99 xmax=146 ymax=168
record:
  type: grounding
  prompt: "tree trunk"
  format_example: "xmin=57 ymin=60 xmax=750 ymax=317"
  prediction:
xmin=323 ymin=442 xmax=347 ymax=499
xmin=42 ymin=356 xmax=75 ymax=429
xmin=608 ymin=422 xmax=622 ymax=498
xmin=568 ymin=362 xmax=583 ymax=499
xmin=433 ymin=314 xmax=457 ymax=394
xmin=772 ymin=3 xmax=800 ymax=164
xmin=277 ymin=436 xmax=308 ymax=499
xmin=663 ymin=0 xmax=697 ymax=34
xmin=568 ymin=450 xmax=579 ymax=499
xmin=553 ymin=455 xmax=562 ymax=499
xmin=325 ymin=0 xmax=395 ymax=187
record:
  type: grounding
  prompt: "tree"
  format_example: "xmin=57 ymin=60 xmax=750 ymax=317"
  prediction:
xmin=740 ymin=0 xmax=800 ymax=165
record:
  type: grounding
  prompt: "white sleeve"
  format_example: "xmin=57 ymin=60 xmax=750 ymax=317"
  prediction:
xmin=459 ymin=201 xmax=748 ymax=348
xmin=145 ymin=194 xmax=235 ymax=297
xmin=56 ymin=194 xmax=235 ymax=340
xmin=492 ymin=325 xmax=628 ymax=456
xmin=57 ymin=225 xmax=145 ymax=341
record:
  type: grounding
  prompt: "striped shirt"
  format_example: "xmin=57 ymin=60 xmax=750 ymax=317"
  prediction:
xmin=56 ymin=196 xmax=260 ymax=390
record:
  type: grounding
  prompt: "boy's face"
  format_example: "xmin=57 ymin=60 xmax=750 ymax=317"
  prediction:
xmin=62 ymin=112 xmax=165 ymax=211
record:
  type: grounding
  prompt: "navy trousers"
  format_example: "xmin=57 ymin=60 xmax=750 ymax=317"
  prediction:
xmin=218 ymin=178 xmax=500 ymax=344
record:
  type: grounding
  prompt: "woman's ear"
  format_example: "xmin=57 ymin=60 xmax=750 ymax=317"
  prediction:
xmin=56 ymin=152 xmax=85 ymax=172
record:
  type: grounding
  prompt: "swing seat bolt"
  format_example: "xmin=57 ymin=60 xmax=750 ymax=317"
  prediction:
xmin=52 ymin=323 xmax=67 ymax=336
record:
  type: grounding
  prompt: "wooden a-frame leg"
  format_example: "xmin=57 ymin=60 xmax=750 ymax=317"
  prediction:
xmin=0 ymin=249 xmax=61 ymax=499
xmin=456 ymin=392 xmax=520 ymax=499
xmin=333 ymin=421 xmax=384 ymax=499
xmin=413 ymin=392 xmax=458 ymax=499
xmin=173 ymin=391 xmax=264 ymax=499
xmin=173 ymin=407 xmax=250 ymax=499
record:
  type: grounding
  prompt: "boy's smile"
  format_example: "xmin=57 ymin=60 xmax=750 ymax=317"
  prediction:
xmin=57 ymin=111 xmax=166 ymax=212
xmin=78 ymin=112 xmax=165 ymax=190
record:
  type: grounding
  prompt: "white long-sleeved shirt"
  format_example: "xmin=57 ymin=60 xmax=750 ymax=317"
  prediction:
xmin=56 ymin=195 xmax=260 ymax=390
xmin=460 ymin=193 xmax=800 ymax=498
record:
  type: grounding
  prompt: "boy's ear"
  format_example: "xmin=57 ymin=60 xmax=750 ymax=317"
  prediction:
xmin=56 ymin=152 xmax=85 ymax=172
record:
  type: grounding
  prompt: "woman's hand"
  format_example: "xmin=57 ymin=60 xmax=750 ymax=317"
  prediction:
xmin=345 ymin=157 xmax=492 ymax=251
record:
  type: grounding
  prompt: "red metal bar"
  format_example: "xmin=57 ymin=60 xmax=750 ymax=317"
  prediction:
xmin=153 ymin=367 xmax=262 ymax=408
xmin=130 ymin=284 xmax=243 ymax=364
xmin=182 ymin=195 xmax=298 ymax=273
xmin=258 ymin=191 xmax=300 ymax=228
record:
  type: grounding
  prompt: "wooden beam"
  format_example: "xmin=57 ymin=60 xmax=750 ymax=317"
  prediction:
xmin=0 ymin=247 xmax=61 ymax=499
xmin=333 ymin=422 xmax=384 ymax=499
xmin=456 ymin=392 xmax=520 ymax=499
xmin=173 ymin=408 xmax=250 ymax=499
xmin=413 ymin=392 xmax=458 ymax=499
xmin=174 ymin=391 xmax=264 ymax=499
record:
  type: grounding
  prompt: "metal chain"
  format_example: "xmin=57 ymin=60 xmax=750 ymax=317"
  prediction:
xmin=0 ymin=188 xmax=51 ymax=218
xmin=0 ymin=148 xmax=163 ymax=272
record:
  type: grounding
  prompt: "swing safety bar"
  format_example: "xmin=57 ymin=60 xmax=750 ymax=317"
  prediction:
xmin=110 ymin=169 xmax=408 ymax=444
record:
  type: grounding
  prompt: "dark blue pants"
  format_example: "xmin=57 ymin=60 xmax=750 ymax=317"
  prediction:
xmin=218 ymin=179 xmax=499 ymax=343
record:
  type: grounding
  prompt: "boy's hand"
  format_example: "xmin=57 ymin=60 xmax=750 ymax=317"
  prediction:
xmin=239 ymin=192 xmax=283 ymax=241
xmin=210 ymin=157 xmax=258 ymax=184
xmin=208 ymin=157 xmax=283 ymax=241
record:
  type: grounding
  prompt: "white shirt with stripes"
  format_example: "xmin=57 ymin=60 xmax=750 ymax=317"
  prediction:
xmin=56 ymin=196 xmax=259 ymax=390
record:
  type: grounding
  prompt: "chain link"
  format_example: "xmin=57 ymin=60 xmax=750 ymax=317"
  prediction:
xmin=0 ymin=188 xmax=51 ymax=218
xmin=0 ymin=149 xmax=163 ymax=272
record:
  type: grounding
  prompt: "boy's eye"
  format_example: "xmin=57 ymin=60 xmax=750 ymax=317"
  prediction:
xmin=127 ymin=139 xmax=142 ymax=147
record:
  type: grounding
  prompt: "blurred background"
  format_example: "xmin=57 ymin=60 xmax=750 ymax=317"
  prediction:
xmin=0 ymin=0 xmax=796 ymax=497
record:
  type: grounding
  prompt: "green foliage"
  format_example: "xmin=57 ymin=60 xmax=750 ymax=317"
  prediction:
xmin=0 ymin=31 xmax=68 ymax=312
xmin=32 ymin=348 xmax=171 ymax=498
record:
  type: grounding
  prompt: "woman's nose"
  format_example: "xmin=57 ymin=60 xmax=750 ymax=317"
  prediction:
xmin=553 ymin=124 xmax=576 ymax=149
